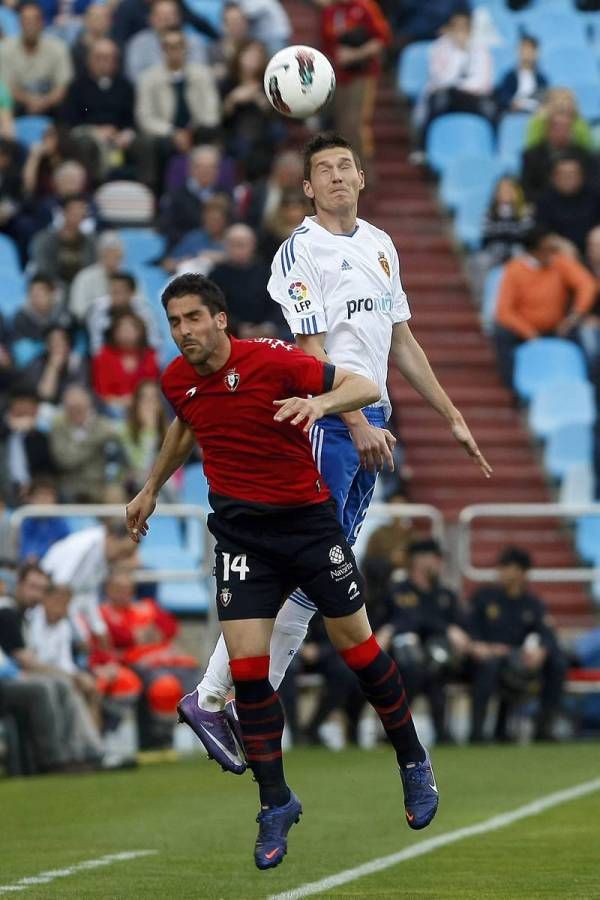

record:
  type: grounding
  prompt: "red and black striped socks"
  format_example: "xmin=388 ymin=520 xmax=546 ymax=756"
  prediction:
xmin=230 ymin=655 xmax=290 ymax=808
xmin=340 ymin=634 xmax=425 ymax=767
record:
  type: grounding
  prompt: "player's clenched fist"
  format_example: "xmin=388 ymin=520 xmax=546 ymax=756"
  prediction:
xmin=273 ymin=397 xmax=325 ymax=432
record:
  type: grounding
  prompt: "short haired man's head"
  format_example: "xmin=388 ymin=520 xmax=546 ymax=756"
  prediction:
xmin=161 ymin=27 xmax=187 ymax=68
xmin=522 ymin=225 xmax=558 ymax=266
xmin=551 ymin=155 xmax=584 ymax=196
xmin=302 ymin=132 xmax=364 ymax=212
xmin=88 ymin=37 xmax=119 ymax=79
xmin=150 ymin=0 xmax=180 ymax=33
xmin=109 ymin=272 xmax=137 ymax=306
xmin=98 ymin=231 xmax=124 ymax=272
xmin=20 ymin=2 xmax=44 ymax=43
xmin=62 ymin=384 xmax=93 ymax=425
xmin=161 ymin=273 xmax=229 ymax=366
xmin=225 ymin=223 xmax=256 ymax=265
xmin=190 ymin=145 xmax=221 ymax=188
xmin=28 ymin=275 xmax=56 ymax=317
xmin=519 ymin=34 xmax=539 ymax=67
xmin=16 ymin=562 xmax=50 ymax=609
xmin=43 ymin=583 xmax=71 ymax=624
xmin=497 ymin=546 xmax=531 ymax=594
xmin=407 ymin=539 xmax=443 ymax=585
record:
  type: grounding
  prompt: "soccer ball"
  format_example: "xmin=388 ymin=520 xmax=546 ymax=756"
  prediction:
xmin=264 ymin=45 xmax=336 ymax=119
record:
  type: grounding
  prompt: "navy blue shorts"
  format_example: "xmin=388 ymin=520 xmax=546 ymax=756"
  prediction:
xmin=208 ymin=500 xmax=365 ymax=622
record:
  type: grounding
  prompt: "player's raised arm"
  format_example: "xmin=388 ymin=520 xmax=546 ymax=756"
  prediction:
xmin=391 ymin=321 xmax=492 ymax=478
xmin=274 ymin=367 xmax=380 ymax=432
xmin=125 ymin=416 xmax=195 ymax=542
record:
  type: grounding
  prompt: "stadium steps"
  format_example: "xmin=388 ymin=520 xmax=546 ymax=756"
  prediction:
xmin=283 ymin=0 xmax=595 ymax=627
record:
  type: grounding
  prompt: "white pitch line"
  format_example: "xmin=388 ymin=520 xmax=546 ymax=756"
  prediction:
xmin=269 ymin=776 xmax=600 ymax=900
xmin=0 ymin=850 xmax=158 ymax=894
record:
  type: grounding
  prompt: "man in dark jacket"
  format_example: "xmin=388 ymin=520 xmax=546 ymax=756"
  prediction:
xmin=496 ymin=35 xmax=547 ymax=116
xmin=536 ymin=156 xmax=600 ymax=255
xmin=467 ymin=546 xmax=567 ymax=742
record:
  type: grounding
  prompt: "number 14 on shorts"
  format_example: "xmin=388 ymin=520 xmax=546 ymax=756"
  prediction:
xmin=222 ymin=552 xmax=250 ymax=581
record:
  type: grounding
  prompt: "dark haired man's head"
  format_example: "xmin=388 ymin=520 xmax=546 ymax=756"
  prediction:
xmin=550 ymin=156 xmax=584 ymax=196
xmin=161 ymin=274 xmax=229 ymax=368
xmin=20 ymin=3 xmax=44 ymax=44
xmin=303 ymin=132 xmax=361 ymax=181
xmin=519 ymin=34 xmax=539 ymax=68
xmin=28 ymin=275 xmax=55 ymax=318
xmin=15 ymin=561 xmax=50 ymax=609
xmin=109 ymin=272 xmax=137 ymax=307
xmin=497 ymin=546 xmax=531 ymax=595
xmin=407 ymin=539 xmax=443 ymax=588
xmin=302 ymin=133 xmax=364 ymax=217
xmin=522 ymin=225 xmax=558 ymax=266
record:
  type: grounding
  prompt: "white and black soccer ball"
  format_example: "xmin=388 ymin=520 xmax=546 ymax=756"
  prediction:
xmin=263 ymin=45 xmax=336 ymax=119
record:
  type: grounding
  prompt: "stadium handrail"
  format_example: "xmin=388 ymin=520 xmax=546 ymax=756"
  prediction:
xmin=9 ymin=503 xmax=210 ymax=584
xmin=457 ymin=503 xmax=600 ymax=583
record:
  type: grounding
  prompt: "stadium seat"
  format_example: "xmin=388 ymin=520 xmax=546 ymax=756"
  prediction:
xmin=453 ymin=189 xmax=491 ymax=249
xmin=94 ymin=181 xmax=155 ymax=226
xmin=497 ymin=113 xmax=532 ymax=174
xmin=528 ymin=380 xmax=595 ymax=438
xmin=439 ymin=155 xmax=502 ymax=211
xmin=426 ymin=114 xmax=495 ymax=173
xmin=142 ymin=515 xmax=184 ymax=550
xmin=541 ymin=44 xmax=598 ymax=87
xmin=513 ymin=338 xmax=588 ymax=400
xmin=15 ymin=115 xmax=52 ymax=148
xmin=397 ymin=41 xmax=431 ymax=100
xmin=140 ymin=544 xmax=198 ymax=570
xmin=559 ymin=461 xmax=595 ymax=504
xmin=571 ymin=81 xmax=600 ymax=121
xmin=182 ymin=462 xmax=210 ymax=508
xmin=134 ymin=265 xmax=170 ymax=309
xmin=544 ymin=423 xmax=594 ymax=479
xmin=481 ymin=265 xmax=504 ymax=334
xmin=117 ymin=229 xmax=166 ymax=267
xmin=518 ymin=10 xmax=587 ymax=48
xmin=575 ymin=516 xmax=600 ymax=564
xmin=157 ymin=579 xmax=210 ymax=615
xmin=0 ymin=270 xmax=27 ymax=317
xmin=490 ymin=44 xmax=517 ymax=85
xmin=181 ymin=0 xmax=223 ymax=31
xmin=0 ymin=6 xmax=20 ymax=35
xmin=0 ymin=235 xmax=22 ymax=274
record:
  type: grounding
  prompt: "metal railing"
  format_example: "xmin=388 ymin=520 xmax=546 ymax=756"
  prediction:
xmin=458 ymin=503 xmax=600 ymax=583
xmin=9 ymin=503 xmax=211 ymax=584
xmin=357 ymin=501 xmax=446 ymax=546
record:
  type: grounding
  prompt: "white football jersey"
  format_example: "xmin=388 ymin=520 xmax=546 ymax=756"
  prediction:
xmin=267 ymin=215 xmax=410 ymax=419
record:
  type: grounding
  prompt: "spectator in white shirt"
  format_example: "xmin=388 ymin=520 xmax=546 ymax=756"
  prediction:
xmin=414 ymin=11 xmax=494 ymax=153
xmin=125 ymin=0 xmax=207 ymax=83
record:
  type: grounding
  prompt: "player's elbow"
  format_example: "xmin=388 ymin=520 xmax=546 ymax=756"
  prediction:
xmin=358 ymin=375 xmax=381 ymax=406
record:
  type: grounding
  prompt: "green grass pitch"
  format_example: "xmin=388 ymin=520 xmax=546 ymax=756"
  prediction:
xmin=2 ymin=743 xmax=600 ymax=899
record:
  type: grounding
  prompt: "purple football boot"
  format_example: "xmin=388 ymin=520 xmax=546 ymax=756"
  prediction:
xmin=177 ymin=688 xmax=247 ymax=775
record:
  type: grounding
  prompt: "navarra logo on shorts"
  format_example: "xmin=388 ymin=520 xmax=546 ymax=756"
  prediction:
xmin=329 ymin=545 xmax=345 ymax=565
xmin=219 ymin=587 xmax=232 ymax=607
xmin=224 ymin=368 xmax=240 ymax=391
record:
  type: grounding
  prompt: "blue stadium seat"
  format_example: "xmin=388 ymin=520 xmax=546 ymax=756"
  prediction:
xmin=481 ymin=265 xmax=504 ymax=334
xmin=0 ymin=235 xmax=22 ymax=274
xmin=575 ymin=516 xmax=600 ymax=564
xmin=439 ymin=155 xmax=502 ymax=210
xmin=426 ymin=114 xmax=495 ymax=173
xmin=0 ymin=6 xmax=20 ymax=35
xmin=519 ymin=10 xmax=587 ymax=48
xmin=140 ymin=544 xmax=198 ymax=570
xmin=157 ymin=579 xmax=210 ymax=615
xmin=572 ymin=81 xmax=600 ymax=121
xmin=544 ymin=423 xmax=594 ymax=479
xmin=514 ymin=338 xmax=588 ymax=400
xmin=15 ymin=115 xmax=52 ymax=148
xmin=529 ymin=380 xmax=595 ymax=438
xmin=541 ymin=44 xmax=598 ymax=87
xmin=182 ymin=462 xmax=210 ymax=508
xmin=397 ymin=41 xmax=431 ymax=100
xmin=0 ymin=270 xmax=27 ymax=317
xmin=491 ymin=44 xmax=517 ymax=86
xmin=142 ymin=515 xmax=184 ymax=550
xmin=118 ymin=229 xmax=165 ymax=267
xmin=181 ymin=0 xmax=223 ymax=30
xmin=497 ymin=112 xmax=532 ymax=174
xmin=453 ymin=189 xmax=491 ymax=249
xmin=134 ymin=265 xmax=170 ymax=310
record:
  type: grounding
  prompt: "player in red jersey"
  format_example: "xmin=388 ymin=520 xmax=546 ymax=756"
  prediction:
xmin=126 ymin=273 xmax=439 ymax=870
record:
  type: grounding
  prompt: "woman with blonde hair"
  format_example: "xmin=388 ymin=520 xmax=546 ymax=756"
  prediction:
xmin=526 ymin=87 xmax=593 ymax=150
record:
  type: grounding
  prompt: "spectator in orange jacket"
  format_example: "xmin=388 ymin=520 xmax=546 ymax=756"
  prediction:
xmin=98 ymin=568 xmax=200 ymax=748
xmin=318 ymin=0 xmax=391 ymax=175
xmin=494 ymin=226 xmax=596 ymax=388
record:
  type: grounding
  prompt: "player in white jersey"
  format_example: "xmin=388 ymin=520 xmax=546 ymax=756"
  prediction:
xmin=167 ymin=133 xmax=491 ymax=774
